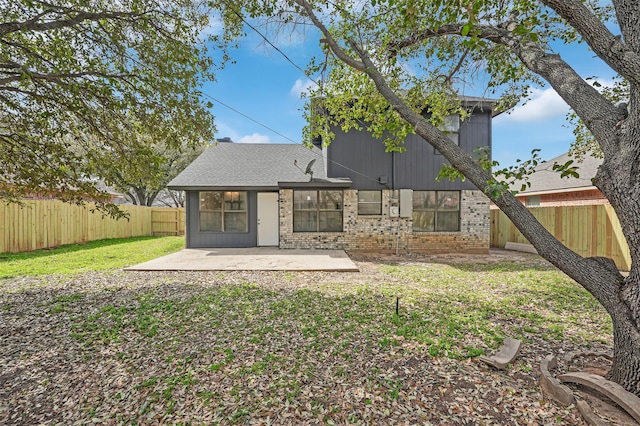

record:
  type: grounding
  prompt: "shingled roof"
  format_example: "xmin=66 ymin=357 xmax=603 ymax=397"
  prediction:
xmin=516 ymin=151 xmax=603 ymax=195
xmin=168 ymin=143 xmax=343 ymax=190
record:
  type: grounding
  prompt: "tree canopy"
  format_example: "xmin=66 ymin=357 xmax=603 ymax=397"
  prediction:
xmin=244 ymin=0 xmax=640 ymax=395
xmin=1 ymin=0 xmax=237 ymax=214
xmin=109 ymin=137 xmax=207 ymax=207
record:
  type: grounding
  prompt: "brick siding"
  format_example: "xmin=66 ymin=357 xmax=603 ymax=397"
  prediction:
xmin=279 ymin=189 xmax=489 ymax=254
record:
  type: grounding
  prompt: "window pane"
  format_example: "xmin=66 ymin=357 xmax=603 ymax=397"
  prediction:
xmin=438 ymin=191 xmax=460 ymax=211
xmin=224 ymin=211 xmax=247 ymax=232
xmin=200 ymin=191 xmax=222 ymax=210
xmin=441 ymin=115 xmax=460 ymax=132
xmin=319 ymin=211 xmax=343 ymax=232
xmin=294 ymin=191 xmax=317 ymax=210
xmin=413 ymin=191 xmax=436 ymax=210
xmin=436 ymin=211 xmax=459 ymax=232
xmin=413 ymin=211 xmax=435 ymax=232
xmin=294 ymin=211 xmax=317 ymax=232
xmin=224 ymin=191 xmax=246 ymax=211
xmin=527 ymin=195 xmax=540 ymax=207
xmin=358 ymin=191 xmax=381 ymax=203
xmin=358 ymin=191 xmax=382 ymax=215
xmin=200 ymin=211 xmax=222 ymax=232
xmin=359 ymin=203 xmax=382 ymax=215
xmin=319 ymin=190 xmax=343 ymax=210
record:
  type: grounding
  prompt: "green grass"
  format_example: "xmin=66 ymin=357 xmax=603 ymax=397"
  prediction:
xmin=2 ymin=254 xmax=613 ymax=423
xmin=0 ymin=236 xmax=184 ymax=278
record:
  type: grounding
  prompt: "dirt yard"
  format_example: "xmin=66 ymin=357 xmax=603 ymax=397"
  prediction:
xmin=0 ymin=250 xmax=623 ymax=425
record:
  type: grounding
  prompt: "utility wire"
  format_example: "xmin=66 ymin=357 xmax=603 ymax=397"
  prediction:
xmin=112 ymin=10 xmax=384 ymax=186
xmin=221 ymin=0 xmax=320 ymax=87
xmin=205 ymin=94 xmax=296 ymax=143
xmin=207 ymin=5 xmax=386 ymax=185
xmin=202 ymin=92 xmax=385 ymax=185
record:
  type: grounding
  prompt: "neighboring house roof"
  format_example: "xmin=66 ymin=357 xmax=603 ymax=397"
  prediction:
xmin=168 ymin=143 xmax=349 ymax=190
xmin=515 ymin=151 xmax=603 ymax=196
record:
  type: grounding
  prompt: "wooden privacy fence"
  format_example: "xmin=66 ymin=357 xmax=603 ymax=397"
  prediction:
xmin=0 ymin=200 xmax=185 ymax=253
xmin=490 ymin=205 xmax=631 ymax=270
xmin=151 ymin=208 xmax=186 ymax=236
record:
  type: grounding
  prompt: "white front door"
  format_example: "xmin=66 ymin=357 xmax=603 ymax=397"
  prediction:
xmin=257 ymin=192 xmax=279 ymax=246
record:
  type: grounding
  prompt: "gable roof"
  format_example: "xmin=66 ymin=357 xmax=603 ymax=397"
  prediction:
xmin=516 ymin=151 xmax=602 ymax=196
xmin=168 ymin=143 xmax=338 ymax=190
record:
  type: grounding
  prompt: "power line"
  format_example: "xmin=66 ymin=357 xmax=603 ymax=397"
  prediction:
xmin=203 ymin=92 xmax=385 ymax=185
xmin=204 ymin=6 xmax=386 ymax=185
xmin=221 ymin=0 xmax=320 ymax=87
xmin=204 ymin=94 xmax=297 ymax=143
xmin=111 ymin=12 xmax=383 ymax=185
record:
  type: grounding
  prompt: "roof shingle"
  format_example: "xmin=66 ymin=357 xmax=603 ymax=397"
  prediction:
xmin=516 ymin=152 xmax=602 ymax=195
xmin=168 ymin=143 xmax=329 ymax=189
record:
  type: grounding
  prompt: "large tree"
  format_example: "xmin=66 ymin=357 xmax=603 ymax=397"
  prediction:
xmin=245 ymin=0 xmax=640 ymax=395
xmin=0 ymin=0 xmax=237 ymax=214
xmin=106 ymin=133 xmax=208 ymax=207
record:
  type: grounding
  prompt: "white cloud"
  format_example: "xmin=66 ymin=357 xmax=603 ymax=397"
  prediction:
xmin=237 ymin=133 xmax=271 ymax=144
xmin=497 ymin=87 xmax=570 ymax=123
xmin=290 ymin=78 xmax=318 ymax=98
xmin=213 ymin=122 xmax=240 ymax=142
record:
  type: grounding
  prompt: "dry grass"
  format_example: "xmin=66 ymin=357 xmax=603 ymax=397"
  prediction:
xmin=0 ymin=250 xmax=612 ymax=424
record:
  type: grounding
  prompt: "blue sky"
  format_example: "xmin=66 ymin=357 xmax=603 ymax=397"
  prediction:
xmin=202 ymin=24 xmax=615 ymax=168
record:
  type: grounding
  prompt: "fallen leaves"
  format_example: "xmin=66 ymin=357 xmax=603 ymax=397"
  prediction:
xmin=0 ymin=252 xmax=608 ymax=425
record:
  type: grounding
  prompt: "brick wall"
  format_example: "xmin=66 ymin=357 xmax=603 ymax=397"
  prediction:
xmin=279 ymin=189 xmax=489 ymax=254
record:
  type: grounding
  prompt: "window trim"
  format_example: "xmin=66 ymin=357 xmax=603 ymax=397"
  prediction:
xmin=357 ymin=190 xmax=383 ymax=216
xmin=293 ymin=190 xmax=344 ymax=232
xmin=435 ymin=114 xmax=460 ymax=154
xmin=412 ymin=190 xmax=461 ymax=232
xmin=198 ymin=191 xmax=248 ymax=233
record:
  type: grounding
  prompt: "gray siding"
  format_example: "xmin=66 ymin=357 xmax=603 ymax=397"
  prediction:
xmin=327 ymin=109 xmax=491 ymax=190
xmin=326 ymin=127 xmax=393 ymax=190
xmin=185 ymin=191 xmax=258 ymax=248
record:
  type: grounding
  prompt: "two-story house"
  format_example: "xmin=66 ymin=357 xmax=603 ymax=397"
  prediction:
xmin=168 ymin=97 xmax=497 ymax=253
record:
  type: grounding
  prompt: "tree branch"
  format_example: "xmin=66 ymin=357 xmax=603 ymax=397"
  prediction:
xmin=386 ymin=24 xmax=467 ymax=58
xmin=292 ymin=0 xmax=366 ymax=72
xmin=347 ymin=38 xmax=624 ymax=312
xmin=0 ymin=10 xmax=147 ymax=37
xmin=541 ymin=0 xmax=640 ymax=87
xmin=0 ymin=69 xmax=134 ymax=85
xmin=386 ymin=22 xmax=622 ymax=157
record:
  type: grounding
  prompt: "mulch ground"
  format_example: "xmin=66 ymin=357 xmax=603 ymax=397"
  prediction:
xmin=0 ymin=250 xmax=619 ymax=425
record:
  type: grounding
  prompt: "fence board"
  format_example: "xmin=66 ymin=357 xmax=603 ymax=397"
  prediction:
xmin=151 ymin=208 xmax=185 ymax=236
xmin=490 ymin=205 xmax=631 ymax=271
xmin=0 ymin=200 xmax=185 ymax=253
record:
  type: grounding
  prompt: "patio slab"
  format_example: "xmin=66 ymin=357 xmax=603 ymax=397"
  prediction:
xmin=124 ymin=248 xmax=359 ymax=272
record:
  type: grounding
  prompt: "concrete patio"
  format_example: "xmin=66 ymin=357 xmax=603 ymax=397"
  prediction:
xmin=124 ymin=248 xmax=359 ymax=272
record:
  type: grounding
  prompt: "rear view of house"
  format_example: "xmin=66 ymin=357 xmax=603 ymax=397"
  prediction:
xmin=169 ymin=99 xmax=496 ymax=253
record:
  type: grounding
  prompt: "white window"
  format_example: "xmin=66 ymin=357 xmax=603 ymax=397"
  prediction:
xmin=199 ymin=191 xmax=248 ymax=232
xmin=440 ymin=115 xmax=460 ymax=145
xmin=527 ymin=195 xmax=541 ymax=207
xmin=358 ymin=191 xmax=382 ymax=215
xmin=293 ymin=190 xmax=343 ymax=232
xmin=413 ymin=191 xmax=460 ymax=232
